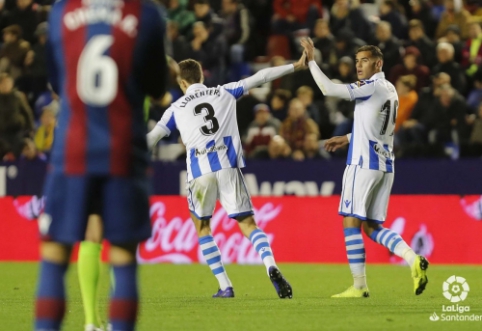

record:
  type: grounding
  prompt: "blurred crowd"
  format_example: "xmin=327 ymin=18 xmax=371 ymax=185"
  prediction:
xmin=1 ymin=0 xmax=482 ymax=163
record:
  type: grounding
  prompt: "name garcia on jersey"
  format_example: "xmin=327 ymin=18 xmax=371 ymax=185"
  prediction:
xmin=64 ymin=0 xmax=138 ymax=36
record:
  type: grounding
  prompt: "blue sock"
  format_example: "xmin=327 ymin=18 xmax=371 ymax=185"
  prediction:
xmin=249 ymin=229 xmax=276 ymax=272
xmin=109 ymin=264 xmax=138 ymax=331
xmin=369 ymin=227 xmax=416 ymax=265
xmin=34 ymin=260 xmax=68 ymax=331
xmin=199 ymin=235 xmax=232 ymax=290
xmin=344 ymin=228 xmax=367 ymax=289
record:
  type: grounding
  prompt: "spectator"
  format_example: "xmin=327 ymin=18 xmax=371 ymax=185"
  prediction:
xmin=296 ymin=85 xmax=320 ymax=126
xmin=193 ymin=0 xmax=224 ymax=38
xmin=269 ymin=88 xmax=291 ymax=122
xmin=167 ymin=0 xmax=196 ymax=36
xmin=439 ymin=24 xmax=463 ymax=64
xmin=7 ymin=0 xmax=38 ymax=44
xmin=372 ymin=21 xmax=402 ymax=76
xmin=20 ymin=137 xmax=46 ymax=161
xmin=0 ymin=0 xmax=9 ymax=33
xmin=467 ymin=68 xmax=482 ymax=111
xmin=395 ymin=75 xmax=418 ymax=132
xmin=0 ymin=24 xmax=30 ymax=79
xmin=34 ymin=107 xmax=55 ymax=153
xmin=244 ymin=103 xmax=281 ymax=157
xmin=397 ymin=72 xmax=451 ymax=145
xmin=468 ymin=102 xmax=482 ymax=150
xmin=333 ymin=28 xmax=364 ymax=64
xmin=271 ymin=0 xmax=322 ymax=34
xmin=167 ymin=21 xmax=190 ymax=62
xmin=280 ymin=98 xmax=319 ymax=152
xmin=329 ymin=0 xmax=373 ymax=43
xmin=389 ymin=46 xmax=430 ymax=92
xmin=332 ymin=56 xmax=356 ymax=83
xmin=0 ymin=72 xmax=33 ymax=157
xmin=379 ymin=0 xmax=407 ymax=40
xmin=20 ymin=21 xmax=48 ymax=102
xmin=406 ymin=19 xmax=437 ymax=68
xmin=220 ymin=0 xmax=251 ymax=81
xmin=461 ymin=20 xmax=482 ymax=78
xmin=312 ymin=19 xmax=336 ymax=67
xmin=435 ymin=0 xmax=471 ymax=40
xmin=302 ymin=132 xmax=323 ymax=160
xmin=407 ymin=0 xmax=437 ymax=39
xmin=432 ymin=42 xmax=466 ymax=94
xmin=188 ymin=21 xmax=226 ymax=86
xmin=251 ymin=134 xmax=292 ymax=160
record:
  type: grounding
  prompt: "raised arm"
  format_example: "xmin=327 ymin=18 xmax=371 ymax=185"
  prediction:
xmin=223 ymin=53 xmax=306 ymax=98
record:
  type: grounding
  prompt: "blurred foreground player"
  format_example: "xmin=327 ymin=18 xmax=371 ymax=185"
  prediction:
xmin=147 ymin=56 xmax=307 ymax=299
xmin=34 ymin=0 xmax=168 ymax=330
xmin=301 ymin=38 xmax=429 ymax=298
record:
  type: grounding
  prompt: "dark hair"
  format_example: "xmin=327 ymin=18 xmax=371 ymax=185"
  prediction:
xmin=272 ymin=89 xmax=292 ymax=103
xmin=355 ymin=45 xmax=384 ymax=61
xmin=178 ymin=59 xmax=203 ymax=84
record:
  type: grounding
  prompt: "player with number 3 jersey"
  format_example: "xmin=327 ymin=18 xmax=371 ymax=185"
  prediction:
xmin=301 ymin=39 xmax=429 ymax=299
xmin=148 ymin=57 xmax=306 ymax=299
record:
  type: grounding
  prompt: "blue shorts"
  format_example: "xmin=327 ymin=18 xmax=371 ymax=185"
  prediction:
xmin=41 ymin=173 xmax=151 ymax=245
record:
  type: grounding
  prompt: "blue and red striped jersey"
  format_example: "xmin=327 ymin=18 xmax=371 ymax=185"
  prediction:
xmin=46 ymin=0 xmax=168 ymax=176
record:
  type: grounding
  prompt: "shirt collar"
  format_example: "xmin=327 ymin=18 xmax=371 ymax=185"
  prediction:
xmin=369 ymin=72 xmax=385 ymax=80
xmin=186 ymin=83 xmax=207 ymax=94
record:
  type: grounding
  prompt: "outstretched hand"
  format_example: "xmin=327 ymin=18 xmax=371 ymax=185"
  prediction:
xmin=300 ymin=38 xmax=315 ymax=62
xmin=324 ymin=135 xmax=349 ymax=152
xmin=293 ymin=51 xmax=307 ymax=70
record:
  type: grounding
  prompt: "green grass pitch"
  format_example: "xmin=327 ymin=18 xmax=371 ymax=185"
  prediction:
xmin=1 ymin=263 xmax=481 ymax=331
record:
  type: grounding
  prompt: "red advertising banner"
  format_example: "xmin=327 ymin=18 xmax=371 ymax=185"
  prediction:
xmin=1 ymin=195 xmax=482 ymax=263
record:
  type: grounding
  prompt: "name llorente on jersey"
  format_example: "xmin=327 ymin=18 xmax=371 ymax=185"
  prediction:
xmin=179 ymin=88 xmax=221 ymax=108
xmin=195 ymin=144 xmax=227 ymax=157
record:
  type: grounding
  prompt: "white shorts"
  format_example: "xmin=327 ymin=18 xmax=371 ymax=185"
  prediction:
xmin=338 ymin=164 xmax=394 ymax=223
xmin=186 ymin=168 xmax=254 ymax=220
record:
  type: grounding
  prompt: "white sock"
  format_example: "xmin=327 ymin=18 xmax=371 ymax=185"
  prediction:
xmin=199 ymin=235 xmax=232 ymax=290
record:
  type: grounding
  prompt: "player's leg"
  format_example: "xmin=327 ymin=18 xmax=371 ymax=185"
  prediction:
xmin=102 ymin=176 xmax=152 ymax=330
xmin=35 ymin=173 xmax=89 ymax=330
xmin=187 ymin=172 xmax=234 ymax=297
xmin=218 ymin=168 xmax=292 ymax=299
xmin=190 ymin=212 xmax=234 ymax=297
xmin=78 ymin=214 xmax=104 ymax=331
xmin=35 ymin=241 xmax=72 ymax=331
xmin=333 ymin=165 xmax=377 ymax=298
xmin=363 ymin=173 xmax=429 ymax=295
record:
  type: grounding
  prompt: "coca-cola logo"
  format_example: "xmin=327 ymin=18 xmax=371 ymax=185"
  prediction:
xmin=137 ymin=202 xmax=282 ymax=264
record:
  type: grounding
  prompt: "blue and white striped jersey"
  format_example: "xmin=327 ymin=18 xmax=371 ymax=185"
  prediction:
xmin=345 ymin=72 xmax=398 ymax=173
xmin=156 ymin=82 xmax=247 ymax=181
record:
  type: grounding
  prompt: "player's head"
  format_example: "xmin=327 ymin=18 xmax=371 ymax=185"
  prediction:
xmin=354 ymin=45 xmax=383 ymax=80
xmin=178 ymin=59 xmax=204 ymax=93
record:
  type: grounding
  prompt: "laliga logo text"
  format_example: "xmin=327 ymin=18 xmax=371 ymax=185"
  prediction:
xmin=137 ymin=202 xmax=281 ymax=264
xmin=430 ymin=275 xmax=480 ymax=322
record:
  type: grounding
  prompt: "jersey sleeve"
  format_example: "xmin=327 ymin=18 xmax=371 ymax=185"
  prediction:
xmin=146 ymin=107 xmax=176 ymax=149
xmin=222 ymin=81 xmax=248 ymax=99
xmin=345 ymin=80 xmax=377 ymax=101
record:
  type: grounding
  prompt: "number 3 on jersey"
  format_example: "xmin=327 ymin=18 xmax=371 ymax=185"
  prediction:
xmin=77 ymin=35 xmax=118 ymax=107
xmin=194 ymin=103 xmax=219 ymax=135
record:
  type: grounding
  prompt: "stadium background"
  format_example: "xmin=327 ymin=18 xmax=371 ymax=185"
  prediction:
xmin=1 ymin=1 xmax=482 ymax=330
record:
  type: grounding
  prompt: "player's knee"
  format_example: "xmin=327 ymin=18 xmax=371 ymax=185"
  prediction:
xmin=41 ymin=241 xmax=72 ymax=264
xmin=362 ymin=221 xmax=381 ymax=236
xmin=109 ymin=243 xmax=137 ymax=266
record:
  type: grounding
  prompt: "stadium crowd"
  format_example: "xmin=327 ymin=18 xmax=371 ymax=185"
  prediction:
xmin=1 ymin=0 xmax=482 ymax=163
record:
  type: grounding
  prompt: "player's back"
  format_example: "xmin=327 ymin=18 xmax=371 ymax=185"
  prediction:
xmin=348 ymin=73 xmax=398 ymax=172
xmin=47 ymin=0 xmax=167 ymax=176
xmin=165 ymin=83 xmax=245 ymax=181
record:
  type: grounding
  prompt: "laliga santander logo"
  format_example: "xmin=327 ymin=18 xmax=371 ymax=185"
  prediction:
xmin=443 ymin=275 xmax=470 ymax=303
xmin=137 ymin=202 xmax=282 ymax=264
